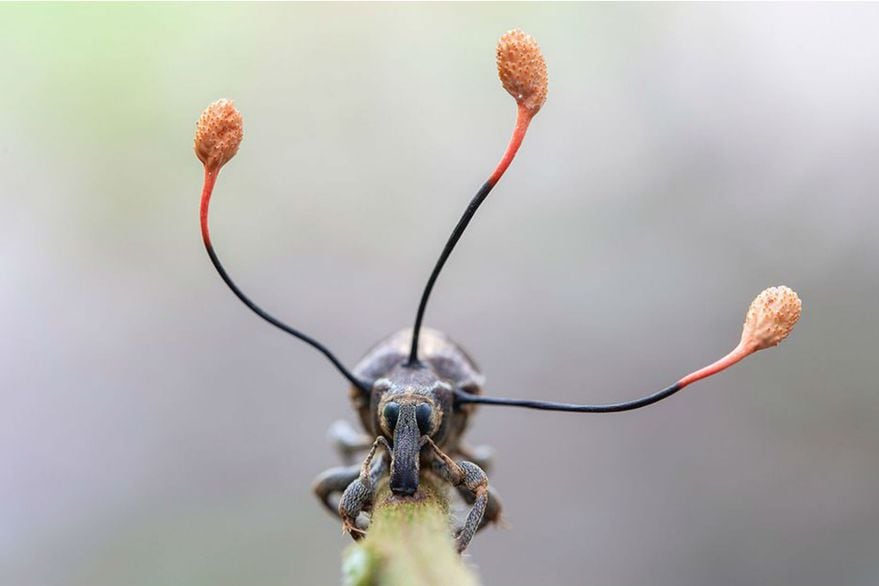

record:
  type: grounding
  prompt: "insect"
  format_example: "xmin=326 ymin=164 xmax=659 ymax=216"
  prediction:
xmin=193 ymin=29 xmax=801 ymax=553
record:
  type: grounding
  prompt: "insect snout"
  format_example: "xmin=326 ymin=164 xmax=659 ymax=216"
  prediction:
xmin=384 ymin=399 xmax=436 ymax=496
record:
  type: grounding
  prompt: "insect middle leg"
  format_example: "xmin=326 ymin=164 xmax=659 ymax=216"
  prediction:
xmin=339 ymin=437 xmax=390 ymax=538
xmin=457 ymin=443 xmax=495 ymax=475
xmin=424 ymin=437 xmax=489 ymax=553
xmin=327 ymin=419 xmax=374 ymax=465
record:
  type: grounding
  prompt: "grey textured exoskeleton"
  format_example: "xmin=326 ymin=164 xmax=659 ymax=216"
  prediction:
xmin=313 ymin=328 xmax=501 ymax=552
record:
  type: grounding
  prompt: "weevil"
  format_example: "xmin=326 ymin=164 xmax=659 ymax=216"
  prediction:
xmin=194 ymin=30 xmax=801 ymax=553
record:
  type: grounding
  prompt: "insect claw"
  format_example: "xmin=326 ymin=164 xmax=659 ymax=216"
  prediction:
xmin=342 ymin=518 xmax=367 ymax=537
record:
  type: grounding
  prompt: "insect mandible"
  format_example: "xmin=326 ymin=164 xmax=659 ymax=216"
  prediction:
xmin=193 ymin=29 xmax=802 ymax=553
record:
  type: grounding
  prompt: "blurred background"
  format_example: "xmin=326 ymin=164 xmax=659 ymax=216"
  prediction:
xmin=2 ymin=3 xmax=878 ymax=585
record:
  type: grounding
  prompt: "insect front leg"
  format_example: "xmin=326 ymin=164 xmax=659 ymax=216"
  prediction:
xmin=424 ymin=437 xmax=489 ymax=553
xmin=312 ymin=464 xmax=361 ymax=517
xmin=339 ymin=436 xmax=390 ymax=539
xmin=456 ymin=483 xmax=504 ymax=533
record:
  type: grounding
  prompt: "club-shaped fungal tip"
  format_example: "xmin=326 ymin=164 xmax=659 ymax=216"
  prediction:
xmin=496 ymin=29 xmax=548 ymax=116
xmin=740 ymin=286 xmax=802 ymax=352
xmin=195 ymin=99 xmax=244 ymax=172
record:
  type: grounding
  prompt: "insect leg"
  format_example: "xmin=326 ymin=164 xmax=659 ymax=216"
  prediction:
xmin=327 ymin=419 xmax=373 ymax=465
xmin=455 ymin=484 xmax=504 ymax=533
xmin=312 ymin=464 xmax=360 ymax=517
xmin=339 ymin=436 xmax=390 ymax=539
xmin=457 ymin=443 xmax=495 ymax=475
xmin=424 ymin=437 xmax=489 ymax=553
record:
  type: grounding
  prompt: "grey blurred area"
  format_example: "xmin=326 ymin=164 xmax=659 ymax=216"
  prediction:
xmin=2 ymin=3 xmax=878 ymax=585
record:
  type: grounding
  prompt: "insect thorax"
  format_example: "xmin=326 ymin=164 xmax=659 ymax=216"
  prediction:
xmin=349 ymin=327 xmax=485 ymax=448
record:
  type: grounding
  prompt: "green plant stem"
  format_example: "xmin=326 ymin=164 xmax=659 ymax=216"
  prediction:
xmin=342 ymin=475 xmax=480 ymax=586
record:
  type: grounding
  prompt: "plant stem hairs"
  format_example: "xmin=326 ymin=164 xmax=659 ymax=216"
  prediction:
xmin=194 ymin=29 xmax=802 ymax=417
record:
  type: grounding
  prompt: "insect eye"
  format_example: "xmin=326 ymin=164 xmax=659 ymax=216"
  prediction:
xmin=383 ymin=402 xmax=400 ymax=430
xmin=416 ymin=403 xmax=433 ymax=434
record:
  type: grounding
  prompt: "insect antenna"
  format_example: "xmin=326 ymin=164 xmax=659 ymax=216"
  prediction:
xmin=455 ymin=287 xmax=802 ymax=413
xmin=195 ymin=99 xmax=369 ymax=394
xmin=407 ymin=29 xmax=549 ymax=367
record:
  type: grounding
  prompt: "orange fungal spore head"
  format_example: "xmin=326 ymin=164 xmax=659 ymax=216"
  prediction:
xmin=195 ymin=99 xmax=244 ymax=172
xmin=496 ymin=29 xmax=548 ymax=116
xmin=741 ymin=286 xmax=802 ymax=352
